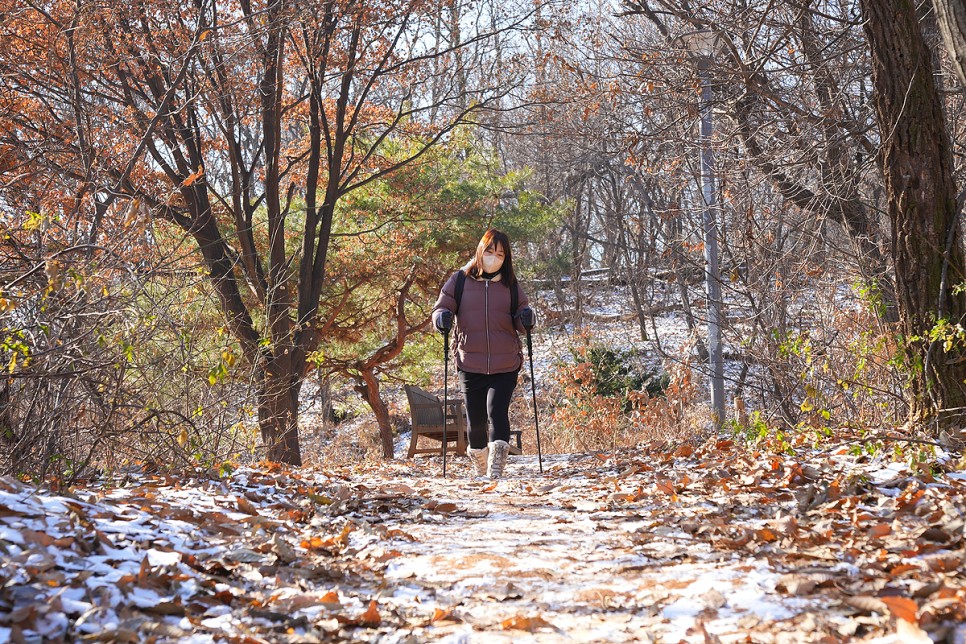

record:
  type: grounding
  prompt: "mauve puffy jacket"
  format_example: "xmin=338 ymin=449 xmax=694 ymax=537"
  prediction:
xmin=432 ymin=268 xmax=530 ymax=374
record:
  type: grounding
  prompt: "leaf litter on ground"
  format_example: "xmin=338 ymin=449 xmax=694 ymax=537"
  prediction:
xmin=1 ymin=438 xmax=966 ymax=643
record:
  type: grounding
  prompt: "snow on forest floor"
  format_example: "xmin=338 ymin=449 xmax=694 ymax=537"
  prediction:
xmin=3 ymin=439 xmax=966 ymax=643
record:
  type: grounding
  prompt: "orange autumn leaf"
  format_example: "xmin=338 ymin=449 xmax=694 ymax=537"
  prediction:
xmin=881 ymin=596 xmax=918 ymax=624
xmin=431 ymin=607 xmax=454 ymax=623
xmin=896 ymin=487 xmax=925 ymax=512
xmin=756 ymin=528 xmax=778 ymax=543
xmin=301 ymin=536 xmax=325 ymax=550
xmin=358 ymin=600 xmax=381 ymax=626
xmin=501 ymin=615 xmax=553 ymax=632
xmin=320 ymin=590 xmax=341 ymax=605
xmin=889 ymin=564 xmax=919 ymax=577
xmin=181 ymin=165 xmax=204 ymax=187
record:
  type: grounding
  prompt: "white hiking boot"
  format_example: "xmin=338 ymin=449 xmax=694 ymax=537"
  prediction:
xmin=487 ymin=440 xmax=511 ymax=479
xmin=467 ymin=446 xmax=489 ymax=477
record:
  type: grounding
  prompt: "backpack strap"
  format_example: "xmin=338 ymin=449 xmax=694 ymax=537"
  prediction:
xmin=453 ymin=270 xmax=467 ymax=315
xmin=510 ymin=281 xmax=519 ymax=317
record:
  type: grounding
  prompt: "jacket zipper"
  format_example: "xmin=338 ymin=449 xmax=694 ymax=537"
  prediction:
xmin=485 ymin=280 xmax=491 ymax=374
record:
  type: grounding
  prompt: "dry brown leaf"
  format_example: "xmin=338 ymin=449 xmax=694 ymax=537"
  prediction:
xmin=235 ymin=495 xmax=260 ymax=516
xmin=846 ymin=595 xmax=888 ymax=614
xmin=923 ymin=552 xmax=962 ymax=573
xmin=370 ymin=549 xmax=403 ymax=563
xmin=501 ymin=614 xmax=553 ymax=632
xmin=868 ymin=523 xmax=892 ymax=538
xmin=382 ymin=483 xmax=417 ymax=495
xmin=718 ymin=529 xmax=753 ymax=549
xmin=610 ymin=492 xmax=638 ymax=503
xmin=433 ymin=502 xmax=458 ymax=514
xmin=137 ymin=556 xmax=151 ymax=587
xmin=21 ymin=529 xmax=56 ymax=547
xmin=655 ymin=479 xmax=677 ymax=500
xmin=383 ymin=527 xmax=417 ymax=542
xmin=770 ymin=515 xmax=799 ymax=537
xmin=918 ymin=527 xmax=951 ymax=543
xmin=778 ymin=574 xmax=817 ymax=595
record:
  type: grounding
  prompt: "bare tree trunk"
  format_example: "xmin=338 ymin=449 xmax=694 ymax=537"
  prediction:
xmin=356 ymin=369 xmax=394 ymax=459
xmin=933 ymin=0 xmax=966 ymax=85
xmin=861 ymin=0 xmax=966 ymax=427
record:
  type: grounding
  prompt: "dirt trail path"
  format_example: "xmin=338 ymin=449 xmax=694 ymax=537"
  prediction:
xmin=352 ymin=448 xmax=902 ymax=644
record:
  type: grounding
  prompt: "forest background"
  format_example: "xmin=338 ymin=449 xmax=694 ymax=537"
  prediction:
xmin=2 ymin=0 xmax=966 ymax=481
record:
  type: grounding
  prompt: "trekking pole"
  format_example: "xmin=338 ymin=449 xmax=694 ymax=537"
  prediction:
xmin=442 ymin=329 xmax=450 ymax=478
xmin=525 ymin=328 xmax=543 ymax=473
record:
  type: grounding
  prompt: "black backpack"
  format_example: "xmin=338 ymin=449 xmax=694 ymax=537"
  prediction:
xmin=453 ymin=269 xmax=519 ymax=318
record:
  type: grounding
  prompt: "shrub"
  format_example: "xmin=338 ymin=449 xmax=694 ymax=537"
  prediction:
xmin=547 ymin=338 xmax=678 ymax=452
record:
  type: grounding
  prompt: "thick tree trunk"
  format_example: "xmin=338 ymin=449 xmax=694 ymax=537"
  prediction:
xmin=258 ymin=364 xmax=303 ymax=466
xmin=861 ymin=0 xmax=966 ymax=427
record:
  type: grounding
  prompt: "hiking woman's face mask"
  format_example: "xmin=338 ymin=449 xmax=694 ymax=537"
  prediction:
xmin=483 ymin=246 xmax=505 ymax=273
xmin=482 ymin=254 xmax=504 ymax=273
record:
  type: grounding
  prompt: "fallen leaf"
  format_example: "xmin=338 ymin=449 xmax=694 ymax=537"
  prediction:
xmin=431 ymin=607 xmax=456 ymax=623
xmin=370 ymin=549 xmax=403 ymax=563
xmin=881 ymin=596 xmax=918 ymax=623
xmin=846 ymin=595 xmax=888 ymax=614
xmin=358 ymin=600 xmax=381 ymax=626
xmin=235 ymin=495 xmax=261 ymax=516
xmin=655 ymin=479 xmax=677 ymax=500
xmin=778 ymin=574 xmax=817 ymax=595
xmin=756 ymin=528 xmax=778 ymax=543
xmin=868 ymin=523 xmax=892 ymax=538
xmin=896 ymin=486 xmax=925 ymax=512
xmin=501 ymin=614 xmax=553 ymax=632
xmin=889 ymin=563 xmax=920 ymax=577
xmin=923 ymin=552 xmax=961 ymax=573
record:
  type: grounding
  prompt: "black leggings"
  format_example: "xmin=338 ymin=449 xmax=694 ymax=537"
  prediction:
xmin=458 ymin=370 xmax=519 ymax=449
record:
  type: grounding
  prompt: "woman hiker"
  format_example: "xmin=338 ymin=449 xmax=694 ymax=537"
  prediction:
xmin=432 ymin=229 xmax=535 ymax=479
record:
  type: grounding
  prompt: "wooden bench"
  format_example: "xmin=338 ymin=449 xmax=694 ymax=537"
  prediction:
xmin=404 ymin=385 xmax=467 ymax=458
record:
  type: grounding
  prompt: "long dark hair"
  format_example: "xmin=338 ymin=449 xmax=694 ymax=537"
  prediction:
xmin=467 ymin=229 xmax=517 ymax=287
